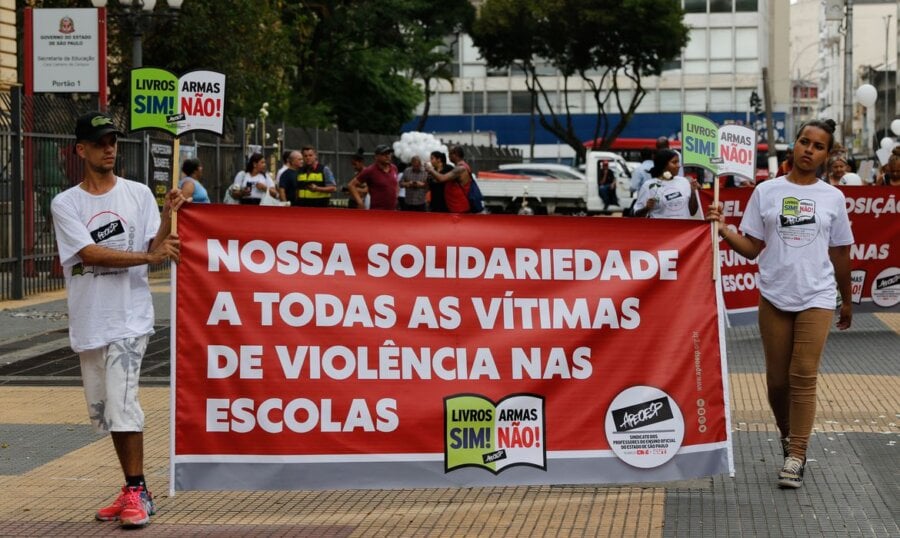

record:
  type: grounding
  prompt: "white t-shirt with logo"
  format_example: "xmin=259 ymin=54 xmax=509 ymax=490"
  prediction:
xmin=633 ymin=176 xmax=696 ymax=219
xmin=51 ymin=178 xmax=160 ymax=352
xmin=739 ymin=176 xmax=853 ymax=311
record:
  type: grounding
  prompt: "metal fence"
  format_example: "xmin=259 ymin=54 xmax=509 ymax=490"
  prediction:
xmin=0 ymin=89 xmax=521 ymax=301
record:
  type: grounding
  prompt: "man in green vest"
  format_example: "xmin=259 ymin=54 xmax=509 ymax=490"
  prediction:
xmin=297 ymin=145 xmax=337 ymax=207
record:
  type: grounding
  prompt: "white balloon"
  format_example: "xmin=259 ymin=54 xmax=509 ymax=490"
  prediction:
xmin=880 ymin=137 xmax=896 ymax=151
xmin=891 ymin=119 xmax=900 ymax=137
xmin=401 ymin=132 xmax=412 ymax=142
xmin=855 ymin=84 xmax=878 ymax=108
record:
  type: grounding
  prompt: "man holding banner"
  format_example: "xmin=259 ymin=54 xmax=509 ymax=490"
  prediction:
xmin=707 ymin=119 xmax=853 ymax=490
xmin=51 ymin=111 xmax=185 ymax=528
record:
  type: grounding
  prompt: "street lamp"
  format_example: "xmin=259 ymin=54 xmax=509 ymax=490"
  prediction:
xmin=90 ymin=0 xmax=184 ymax=69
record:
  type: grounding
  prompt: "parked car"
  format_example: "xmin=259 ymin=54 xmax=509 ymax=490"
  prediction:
xmin=476 ymin=152 xmax=633 ymax=215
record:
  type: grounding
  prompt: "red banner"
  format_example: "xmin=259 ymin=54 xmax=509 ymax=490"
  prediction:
xmin=172 ymin=205 xmax=731 ymax=491
xmin=700 ymin=186 xmax=900 ymax=316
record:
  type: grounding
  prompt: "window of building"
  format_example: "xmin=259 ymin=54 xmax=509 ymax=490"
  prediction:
xmin=511 ymin=91 xmax=534 ymax=113
xmin=735 ymin=89 xmax=754 ymax=112
xmin=684 ymin=0 xmax=706 ymax=13
xmin=709 ymin=29 xmax=733 ymax=59
xmin=734 ymin=28 xmax=757 ymax=58
xmin=486 ymin=66 xmax=509 ymax=77
xmin=460 ymin=64 xmax=486 ymax=78
xmin=735 ymin=59 xmax=758 ymax=74
xmin=710 ymin=60 xmax=733 ymax=73
xmin=710 ymin=89 xmax=733 ymax=111
xmin=684 ymin=60 xmax=708 ymax=75
xmin=685 ymin=90 xmax=708 ymax=111
xmin=440 ymin=93 xmax=464 ymax=115
xmin=684 ymin=29 xmax=707 ymax=60
xmin=735 ymin=0 xmax=757 ymax=12
xmin=662 ymin=59 xmax=683 ymax=72
xmin=463 ymin=92 xmax=484 ymax=114
xmin=535 ymin=64 xmax=557 ymax=77
xmin=710 ymin=0 xmax=732 ymax=13
xmin=487 ymin=91 xmax=509 ymax=113
xmin=660 ymin=90 xmax=682 ymax=112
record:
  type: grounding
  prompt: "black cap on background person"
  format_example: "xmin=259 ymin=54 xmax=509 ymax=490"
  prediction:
xmin=74 ymin=111 xmax=124 ymax=142
xmin=374 ymin=144 xmax=393 ymax=155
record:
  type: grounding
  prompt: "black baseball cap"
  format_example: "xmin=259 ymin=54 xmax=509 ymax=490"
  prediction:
xmin=374 ymin=144 xmax=393 ymax=155
xmin=74 ymin=111 xmax=124 ymax=142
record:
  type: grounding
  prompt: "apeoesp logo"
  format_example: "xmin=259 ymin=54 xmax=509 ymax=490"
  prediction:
xmin=90 ymin=220 xmax=123 ymax=243
xmin=611 ymin=396 xmax=674 ymax=432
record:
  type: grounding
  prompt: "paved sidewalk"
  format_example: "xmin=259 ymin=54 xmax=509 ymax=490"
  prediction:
xmin=0 ymin=282 xmax=897 ymax=537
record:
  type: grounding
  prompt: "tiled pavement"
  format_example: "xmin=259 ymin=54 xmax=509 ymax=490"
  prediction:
xmin=0 ymin=282 xmax=897 ymax=537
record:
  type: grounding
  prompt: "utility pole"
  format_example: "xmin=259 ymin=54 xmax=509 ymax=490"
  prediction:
xmin=885 ymin=14 xmax=892 ymax=140
xmin=842 ymin=0 xmax=854 ymax=147
xmin=762 ymin=67 xmax=777 ymax=178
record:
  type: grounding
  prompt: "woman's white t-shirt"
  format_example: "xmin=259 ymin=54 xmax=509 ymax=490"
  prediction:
xmin=233 ymin=172 xmax=275 ymax=201
xmin=739 ymin=176 xmax=854 ymax=311
xmin=633 ymin=176 xmax=696 ymax=219
xmin=50 ymin=178 xmax=160 ymax=352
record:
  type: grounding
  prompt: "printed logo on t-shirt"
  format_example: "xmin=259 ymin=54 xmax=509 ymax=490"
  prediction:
xmin=776 ymin=196 xmax=818 ymax=247
xmin=81 ymin=211 xmax=134 ymax=277
xmin=658 ymin=185 xmax=686 ymax=212
xmin=90 ymin=220 xmax=124 ymax=244
xmin=86 ymin=211 xmax=134 ymax=252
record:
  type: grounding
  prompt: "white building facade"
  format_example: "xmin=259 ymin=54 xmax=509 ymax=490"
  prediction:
xmin=406 ymin=0 xmax=791 ymax=163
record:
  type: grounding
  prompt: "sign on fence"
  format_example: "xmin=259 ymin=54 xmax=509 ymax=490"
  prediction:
xmin=31 ymin=9 xmax=100 ymax=93
xmin=172 ymin=206 xmax=733 ymax=492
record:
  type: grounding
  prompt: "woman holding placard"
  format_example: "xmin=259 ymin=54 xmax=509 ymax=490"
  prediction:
xmin=631 ymin=149 xmax=699 ymax=219
xmin=706 ymin=119 xmax=853 ymax=489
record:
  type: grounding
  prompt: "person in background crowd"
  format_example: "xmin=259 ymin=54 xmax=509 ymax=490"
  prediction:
xmin=631 ymin=149 xmax=699 ymax=219
xmin=276 ymin=150 xmax=304 ymax=206
xmin=397 ymin=161 xmax=407 ymax=210
xmin=230 ymin=153 xmax=278 ymax=205
xmin=424 ymin=146 xmax=474 ymax=214
xmin=343 ymin=150 xmax=369 ymax=209
xmin=400 ymin=156 xmax=428 ymax=211
xmin=51 ymin=111 xmax=185 ymax=528
xmin=349 ymin=145 xmax=398 ymax=210
xmin=706 ymin=118 xmax=853 ymax=490
xmin=630 ymin=136 xmax=671 ymax=194
xmin=826 ymin=152 xmax=849 ymax=186
xmin=274 ymin=149 xmax=292 ymax=185
xmin=597 ymin=160 xmax=617 ymax=209
xmin=427 ymin=150 xmax=451 ymax=212
xmin=881 ymin=147 xmax=900 ymax=186
xmin=777 ymin=144 xmax=794 ymax=177
xmin=296 ymin=145 xmax=337 ymax=207
xmin=178 ymin=158 xmax=210 ymax=203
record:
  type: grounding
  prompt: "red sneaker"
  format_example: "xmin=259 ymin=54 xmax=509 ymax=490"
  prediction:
xmin=95 ymin=485 xmax=129 ymax=521
xmin=119 ymin=485 xmax=155 ymax=528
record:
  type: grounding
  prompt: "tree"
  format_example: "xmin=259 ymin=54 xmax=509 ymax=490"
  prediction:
xmin=283 ymin=0 xmax=475 ymax=133
xmin=471 ymin=0 xmax=690 ymax=162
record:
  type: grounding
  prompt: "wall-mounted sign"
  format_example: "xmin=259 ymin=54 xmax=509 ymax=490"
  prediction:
xmin=32 ymin=8 xmax=99 ymax=93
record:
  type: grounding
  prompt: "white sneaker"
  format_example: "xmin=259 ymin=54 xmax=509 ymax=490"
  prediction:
xmin=777 ymin=456 xmax=805 ymax=489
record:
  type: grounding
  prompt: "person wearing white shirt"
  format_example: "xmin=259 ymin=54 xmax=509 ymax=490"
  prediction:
xmin=632 ymin=149 xmax=699 ymax=219
xmin=707 ymin=119 xmax=853 ymax=490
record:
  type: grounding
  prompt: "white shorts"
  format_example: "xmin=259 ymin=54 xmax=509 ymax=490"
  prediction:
xmin=79 ymin=335 xmax=149 ymax=434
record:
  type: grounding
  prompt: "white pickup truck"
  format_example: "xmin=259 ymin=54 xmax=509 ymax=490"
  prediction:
xmin=477 ymin=151 xmax=633 ymax=215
